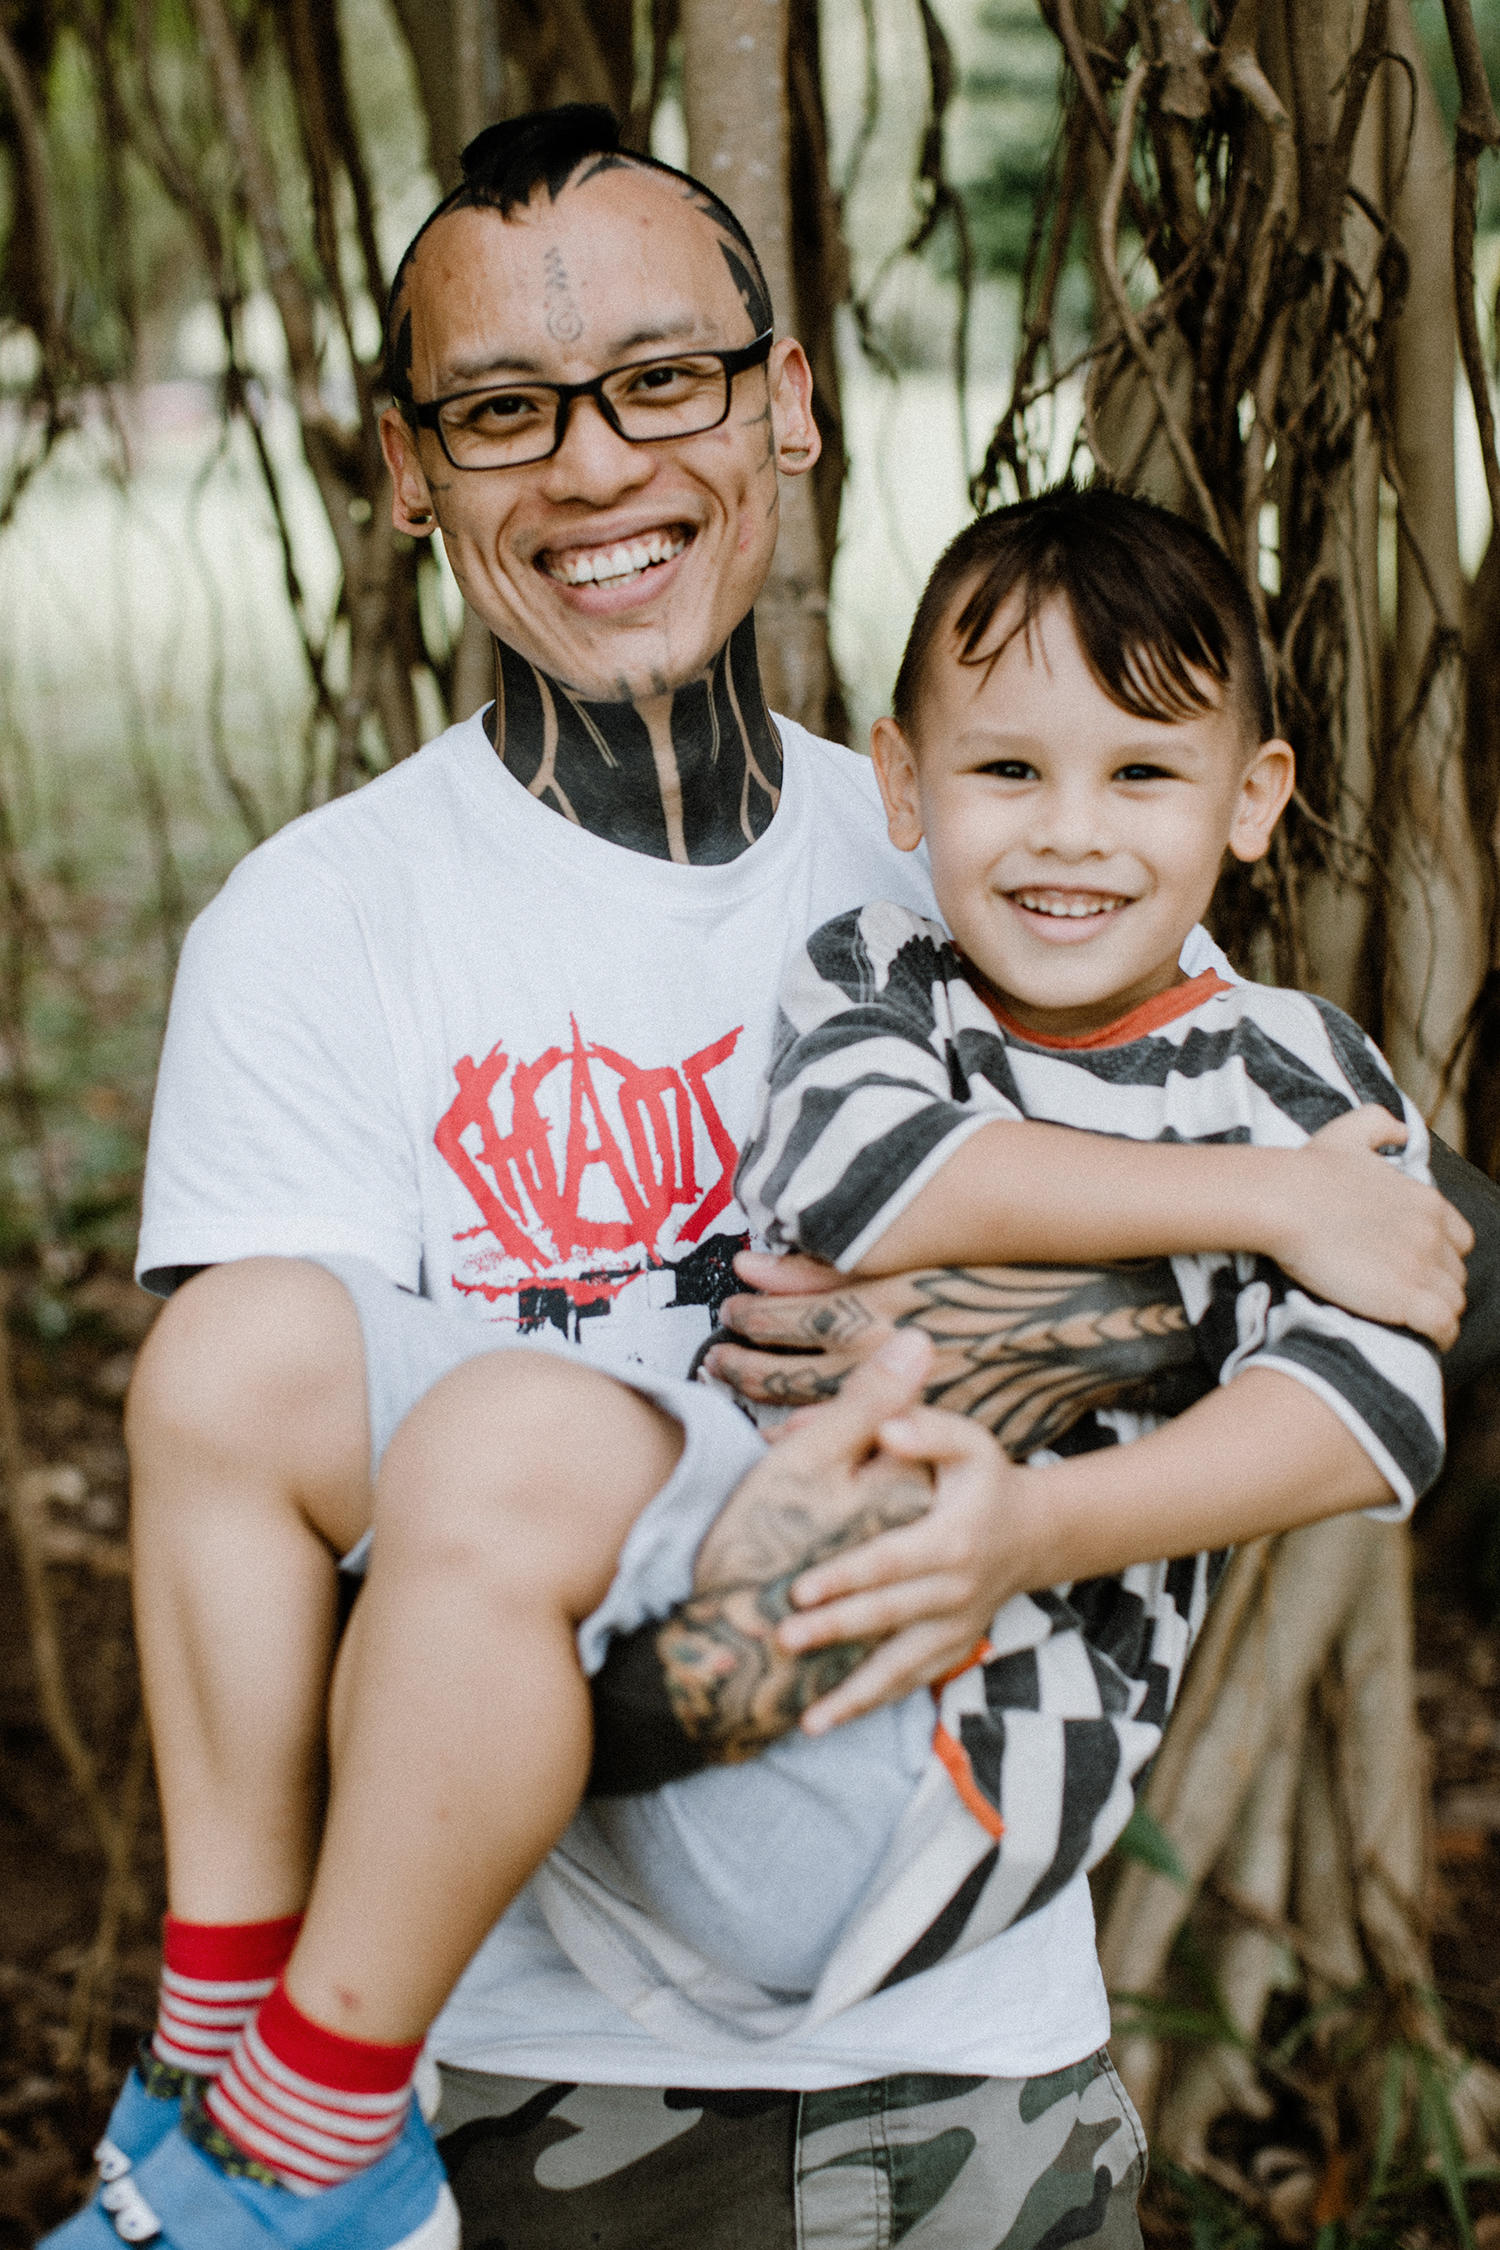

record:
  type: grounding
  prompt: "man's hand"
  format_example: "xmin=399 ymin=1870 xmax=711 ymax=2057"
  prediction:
xmin=704 ymin=1252 xmax=1205 ymax=1456
xmin=778 ymin=1406 xmax=1033 ymax=1734
xmin=643 ymin=1331 xmax=938 ymax=1764
xmin=1278 ymin=1107 xmax=1471 ymax=1347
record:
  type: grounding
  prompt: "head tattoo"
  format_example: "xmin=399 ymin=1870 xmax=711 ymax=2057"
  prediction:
xmin=383 ymin=104 xmax=774 ymax=404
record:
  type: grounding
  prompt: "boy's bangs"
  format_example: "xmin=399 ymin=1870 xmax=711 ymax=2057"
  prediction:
xmin=893 ymin=484 xmax=1274 ymax=744
xmin=950 ymin=539 xmax=1236 ymax=730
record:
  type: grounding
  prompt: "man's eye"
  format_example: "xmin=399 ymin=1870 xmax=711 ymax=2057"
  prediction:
xmin=622 ymin=359 xmax=710 ymax=398
xmin=459 ymin=391 xmax=544 ymax=429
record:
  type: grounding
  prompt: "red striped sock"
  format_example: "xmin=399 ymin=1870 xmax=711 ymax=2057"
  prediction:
xmin=203 ymin=1979 xmax=421 ymax=2194
xmin=152 ymin=1914 xmax=303 ymax=2078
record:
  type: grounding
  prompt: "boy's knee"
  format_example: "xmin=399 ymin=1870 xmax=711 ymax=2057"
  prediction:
xmin=378 ymin=1350 xmax=683 ymax=1612
xmin=126 ymin=1257 xmax=366 ymax=1483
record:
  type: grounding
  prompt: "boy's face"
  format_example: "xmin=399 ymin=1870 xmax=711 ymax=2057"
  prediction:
xmin=871 ymin=591 xmax=1294 ymax=1037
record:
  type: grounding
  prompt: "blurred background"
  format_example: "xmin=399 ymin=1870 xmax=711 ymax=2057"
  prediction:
xmin=2 ymin=4 xmax=1500 ymax=2241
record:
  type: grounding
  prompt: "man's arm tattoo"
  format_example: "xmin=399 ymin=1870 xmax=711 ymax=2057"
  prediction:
xmin=587 ymin=1466 xmax=928 ymax=1793
xmin=898 ymin=1262 xmax=1204 ymax=1457
xmin=586 ymin=1263 xmax=1208 ymax=1792
xmin=729 ymin=1262 xmax=1205 ymax=1453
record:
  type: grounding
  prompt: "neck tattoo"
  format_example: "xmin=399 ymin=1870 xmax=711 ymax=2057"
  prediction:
xmin=485 ymin=613 xmax=783 ymax=865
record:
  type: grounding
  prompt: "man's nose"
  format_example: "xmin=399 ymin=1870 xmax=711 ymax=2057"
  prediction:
xmin=540 ymin=393 xmax=655 ymax=503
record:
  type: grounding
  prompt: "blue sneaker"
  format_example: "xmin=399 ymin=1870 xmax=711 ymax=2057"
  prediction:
xmin=92 ymin=2048 xmax=198 ymax=2185
xmin=39 ymin=2098 xmax=458 ymax=2249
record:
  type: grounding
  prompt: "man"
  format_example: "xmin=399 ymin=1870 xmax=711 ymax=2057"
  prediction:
xmin=122 ymin=104 xmax=1500 ymax=2250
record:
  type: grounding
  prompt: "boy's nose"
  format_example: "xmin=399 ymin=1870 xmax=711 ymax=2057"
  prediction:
xmin=1027 ymin=781 xmax=1110 ymax=858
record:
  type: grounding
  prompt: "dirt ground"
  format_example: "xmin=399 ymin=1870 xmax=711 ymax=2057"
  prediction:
xmin=3 ymin=1270 xmax=1500 ymax=2248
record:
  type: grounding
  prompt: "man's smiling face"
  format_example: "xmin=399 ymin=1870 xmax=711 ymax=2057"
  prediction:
xmin=380 ymin=168 xmax=817 ymax=703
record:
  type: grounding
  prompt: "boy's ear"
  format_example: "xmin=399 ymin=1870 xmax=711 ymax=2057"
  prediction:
xmin=1227 ymin=738 xmax=1295 ymax=864
xmin=870 ymin=717 xmax=924 ymax=851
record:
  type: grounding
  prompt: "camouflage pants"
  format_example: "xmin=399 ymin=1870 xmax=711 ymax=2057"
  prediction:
xmin=433 ymin=2053 xmax=1146 ymax=2249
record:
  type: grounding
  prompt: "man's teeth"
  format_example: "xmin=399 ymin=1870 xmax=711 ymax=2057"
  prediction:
xmin=546 ymin=531 xmax=688 ymax=585
xmin=1012 ymin=892 xmax=1126 ymax=918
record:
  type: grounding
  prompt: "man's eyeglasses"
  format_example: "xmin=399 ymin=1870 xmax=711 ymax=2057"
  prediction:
xmin=403 ymin=331 xmax=774 ymax=471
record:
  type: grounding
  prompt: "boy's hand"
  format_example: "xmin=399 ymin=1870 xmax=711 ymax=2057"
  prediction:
xmin=776 ymin=1408 xmax=1044 ymax=1735
xmin=1278 ymin=1107 xmax=1471 ymax=1347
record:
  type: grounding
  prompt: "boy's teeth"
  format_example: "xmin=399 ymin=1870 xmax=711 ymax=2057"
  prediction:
xmin=547 ymin=530 xmax=688 ymax=585
xmin=1013 ymin=892 xmax=1124 ymax=918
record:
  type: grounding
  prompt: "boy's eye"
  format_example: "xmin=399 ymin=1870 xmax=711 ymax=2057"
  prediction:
xmin=978 ymin=759 xmax=1037 ymax=781
xmin=1115 ymin=762 xmax=1175 ymax=782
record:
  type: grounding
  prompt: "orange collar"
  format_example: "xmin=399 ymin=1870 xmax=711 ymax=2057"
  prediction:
xmin=970 ymin=966 xmax=1233 ymax=1051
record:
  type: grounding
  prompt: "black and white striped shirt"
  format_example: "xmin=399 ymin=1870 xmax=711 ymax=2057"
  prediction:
xmin=719 ymin=902 xmax=1445 ymax=1985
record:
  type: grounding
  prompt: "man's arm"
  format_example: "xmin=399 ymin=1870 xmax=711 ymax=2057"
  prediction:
xmin=711 ymin=1131 xmax=1500 ymax=1421
xmin=587 ymin=1259 xmax=1208 ymax=1793
xmin=705 ymin=1256 xmax=1207 ymax=1447
xmin=587 ymin=1339 xmax=1394 ymax=1792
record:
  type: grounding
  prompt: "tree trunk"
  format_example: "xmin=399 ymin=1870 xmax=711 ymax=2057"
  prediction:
xmin=1378 ymin=0 xmax=1487 ymax=1137
xmin=680 ymin=0 xmax=835 ymax=735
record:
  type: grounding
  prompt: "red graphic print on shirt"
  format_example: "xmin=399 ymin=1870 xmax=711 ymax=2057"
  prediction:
xmin=434 ymin=1019 xmax=747 ymax=1329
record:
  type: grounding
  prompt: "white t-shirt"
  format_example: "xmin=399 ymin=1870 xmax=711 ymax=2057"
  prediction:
xmin=139 ymin=709 xmax=1111 ymax=2087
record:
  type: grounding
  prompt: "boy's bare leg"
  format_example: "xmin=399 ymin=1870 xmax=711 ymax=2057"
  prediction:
xmin=282 ymin=1347 xmax=683 ymax=2045
xmin=126 ymin=1258 xmax=374 ymax=1923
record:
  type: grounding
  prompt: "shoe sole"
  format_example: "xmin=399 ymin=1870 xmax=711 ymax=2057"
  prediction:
xmin=399 ymin=2182 xmax=461 ymax=2250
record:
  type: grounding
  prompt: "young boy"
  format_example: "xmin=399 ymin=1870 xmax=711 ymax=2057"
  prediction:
xmin=52 ymin=485 xmax=1462 ymax=2250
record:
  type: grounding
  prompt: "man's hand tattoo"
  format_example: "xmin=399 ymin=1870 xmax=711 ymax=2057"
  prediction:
xmin=657 ymin=1471 xmax=930 ymax=1762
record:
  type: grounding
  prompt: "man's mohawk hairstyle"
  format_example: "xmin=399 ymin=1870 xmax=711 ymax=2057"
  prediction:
xmin=384 ymin=104 xmax=773 ymax=407
xmin=456 ymin=103 xmax=625 ymax=215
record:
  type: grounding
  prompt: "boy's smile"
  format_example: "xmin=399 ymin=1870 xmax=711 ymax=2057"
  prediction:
xmin=872 ymin=592 xmax=1294 ymax=1038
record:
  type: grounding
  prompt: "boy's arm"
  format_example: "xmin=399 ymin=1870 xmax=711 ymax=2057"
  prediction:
xmin=738 ymin=909 xmax=1468 ymax=1346
xmin=848 ymin=1110 xmax=1468 ymax=1343
xmin=707 ymin=1130 xmax=1498 ymax=1421
xmin=775 ymin=1362 xmax=1391 ymax=1733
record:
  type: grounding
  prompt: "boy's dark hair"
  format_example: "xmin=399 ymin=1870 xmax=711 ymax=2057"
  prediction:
xmin=892 ymin=482 xmax=1275 ymax=747
xmin=384 ymin=105 xmax=772 ymax=407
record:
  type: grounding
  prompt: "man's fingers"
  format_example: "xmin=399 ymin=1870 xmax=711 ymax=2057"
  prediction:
xmin=767 ymin=1329 xmax=935 ymax=1470
xmin=719 ymin=1284 xmax=886 ymax=1352
xmin=703 ymin=1341 xmax=854 ymax=1405
xmin=731 ymin=1250 xmax=842 ymax=1296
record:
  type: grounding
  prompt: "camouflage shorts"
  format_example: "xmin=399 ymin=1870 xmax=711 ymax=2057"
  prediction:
xmin=434 ymin=2051 xmax=1146 ymax=2249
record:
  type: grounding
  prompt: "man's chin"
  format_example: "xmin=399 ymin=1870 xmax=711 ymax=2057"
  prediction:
xmin=515 ymin=613 xmax=730 ymax=706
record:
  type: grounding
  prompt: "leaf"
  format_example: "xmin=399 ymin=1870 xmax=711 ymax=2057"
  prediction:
xmin=1412 ymin=2047 xmax=1475 ymax=2250
xmin=1114 ymin=1802 xmax=1188 ymax=1883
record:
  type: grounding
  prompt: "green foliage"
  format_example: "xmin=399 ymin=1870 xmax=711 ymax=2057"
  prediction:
xmin=1115 ymin=1800 xmax=1189 ymax=1885
xmin=956 ymin=0 xmax=1065 ymax=278
xmin=1411 ymin=0 xmax=1500 ymax=225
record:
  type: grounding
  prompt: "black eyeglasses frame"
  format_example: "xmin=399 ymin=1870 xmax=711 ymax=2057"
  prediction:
xmin=401 ymin=330 xmax=776 ymax=471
